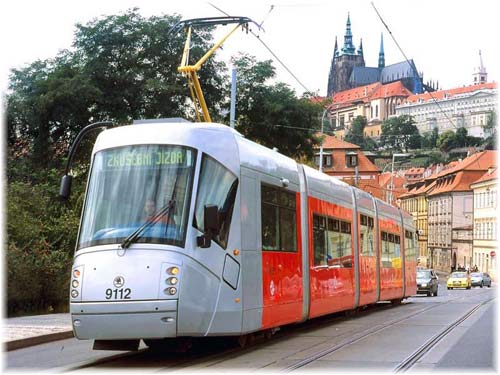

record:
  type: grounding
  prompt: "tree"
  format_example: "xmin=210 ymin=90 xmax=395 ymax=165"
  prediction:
xmin=344 ymin=116 xmax=378 ymax=150
xmin=421 ymin=127 xmax=439 ymax=149
xmin=436 ymin=130 xmax=457 ymax=152
xmin=380 ymin=115 xmax=421 ymax=152
xmin=483 ymin=110 xmax=497 ymax=149
xmin=231 ymin=53 xmax=321 ymax=159
xmin=6 ymin=9 xmax=229 ymax=168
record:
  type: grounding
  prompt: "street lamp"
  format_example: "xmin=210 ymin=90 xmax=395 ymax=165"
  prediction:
xmin=389 ymin=153 xmax=411 ymax=205
xmin=319 ymin=109 xmax=331 ymax=172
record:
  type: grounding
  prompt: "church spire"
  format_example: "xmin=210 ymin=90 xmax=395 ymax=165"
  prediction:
xmin=358 ymin=38 xmax=363 ymax=56
xmin=473 ymin=49 xmax=487 ymax=85
xmin=334 ymin=36 xmax=339 ymax=57
xmin=341 ymin=13 xmax=356 ymax=55
xmin=378 ymin=33 xmax=385 ymax=69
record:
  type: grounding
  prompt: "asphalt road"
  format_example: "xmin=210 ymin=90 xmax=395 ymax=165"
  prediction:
xmin=5 ymin=278 xmax=496 ymax=371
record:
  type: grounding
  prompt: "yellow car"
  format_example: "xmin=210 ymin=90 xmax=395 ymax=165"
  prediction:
xmin=447 ymin=272 xmax=471 ymax=290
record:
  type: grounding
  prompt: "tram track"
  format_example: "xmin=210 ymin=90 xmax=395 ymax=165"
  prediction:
xmin=282 ymin=290 xmax=494 ymax=372
xmin=393 ymin=296 xmax=495 ymax=372
xmin=67 ymin=289 xmax=494 ymax=371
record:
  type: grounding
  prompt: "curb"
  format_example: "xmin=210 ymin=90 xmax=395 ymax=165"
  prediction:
xmin=5 ymin=330 xmax=74 ymax=351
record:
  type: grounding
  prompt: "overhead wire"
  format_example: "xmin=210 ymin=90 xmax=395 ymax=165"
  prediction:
xmin=371 ymin=2 xmax=458 ymax=130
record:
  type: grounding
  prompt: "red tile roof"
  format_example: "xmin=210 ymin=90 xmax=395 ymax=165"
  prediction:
xmin=317 ymin=133 xmax=360 ymax=149
xmin=471 ymin=168 xmax=497 ymax=187
xmin=370 ymin=81 xmax=414 ymax=100
xmin=428 ymin=151 xmax=497 ymax=196
xmin=405 ymin=82 xmax=497 ymax=104
xmin=331 ymin=83 xmax=380 ymax=104
xmin=316 ymin=134 xmax=379 ymax=174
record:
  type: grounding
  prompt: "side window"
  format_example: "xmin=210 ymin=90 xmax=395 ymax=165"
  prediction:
xmin=193 ymin=154 xmax=238 ymax=249
xmin=313 ymin=214 xmax=352 ymax=268
xmin=261 ymin=184 xmax=297 ymax=252
xmin=313 ymin=215 xmax=327 ymax=265
xmin=360 ymin=214 xmax=374 ymax=256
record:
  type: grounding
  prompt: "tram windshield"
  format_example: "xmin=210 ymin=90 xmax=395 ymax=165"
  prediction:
xmin=78 ymin=145 xmax=196 ymax=249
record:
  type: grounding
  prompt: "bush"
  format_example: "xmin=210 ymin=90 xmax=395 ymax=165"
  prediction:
xmin=6 ymin=162 xmax=84 ymax=316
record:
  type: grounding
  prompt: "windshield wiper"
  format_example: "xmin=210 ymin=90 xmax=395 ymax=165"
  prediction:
xmin=121 ymin=200 xmax=175 ymax=249
xmin=121 ymin=168 xmax=182 ymax=250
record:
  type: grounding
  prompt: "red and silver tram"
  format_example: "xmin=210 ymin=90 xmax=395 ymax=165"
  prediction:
xmin=61 ymin=120 xmax=417 ymax=350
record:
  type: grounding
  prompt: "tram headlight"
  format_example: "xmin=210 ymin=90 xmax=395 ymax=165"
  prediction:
xmin=71 ymin=290 xmax=79 ymax=298
xmin=72 ymin=280 xmax=80 ymax=288
xmin=167 ymin=267 xmax=179 ymax=275
xmin=73 ymin=269 xmax=81 ymax=278
xmin=166 ymin=277 xmax=178 ymax=285
xmin=164 ymin=287 xmax=177 ymax=295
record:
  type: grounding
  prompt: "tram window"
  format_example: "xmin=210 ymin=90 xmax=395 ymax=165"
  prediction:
xmin=405 ymin=230 xmax=417 ymax=260
xmin=381 ymin=231 xmax=402 ymax=268
xmin=261 ymin=185 xmax=297 ymax=252
xmin=313 ymin=214 xmax=352 ymax=268
xmin=313 ymin=215 xmax=328 ymax=265
xmin=193 ymin=154 xmax=238 ymax=249
xmin=360 ymin=214 xmax=374 ymax=257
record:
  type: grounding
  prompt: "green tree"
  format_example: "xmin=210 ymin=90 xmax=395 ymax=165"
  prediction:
xmin=421 ymin=127 xmax=439 ymax=149
xmin=483 ymin=110 xmax=497 ymax=149
xmin=231 ymin=53 xmax=321 ymax=159
xmin=344 ymin=115 xmax=378 ymax=150
xmin=6 ymin=9 xmax=229 ymax=168
xmin=436 ymin=130 xmax=457 ymax=152
xmin=380 ymin=115 xmax=421 ymax=152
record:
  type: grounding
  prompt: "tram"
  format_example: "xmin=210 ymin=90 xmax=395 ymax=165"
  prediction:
xmin=61 ymin=119 xmax=417 ymax=350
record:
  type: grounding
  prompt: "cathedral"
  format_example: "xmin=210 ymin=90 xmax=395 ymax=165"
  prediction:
xmin=327 ymin=14 xmax=430 ymax=96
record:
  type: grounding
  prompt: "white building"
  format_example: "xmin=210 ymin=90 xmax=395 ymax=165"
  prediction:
xmin=471 ymin=168 xmax=497 ymax=280
xmin=395 ymin=82 xmax=497 ymax=137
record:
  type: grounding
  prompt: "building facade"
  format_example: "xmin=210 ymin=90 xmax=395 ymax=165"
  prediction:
xmin=395 ymin=82 xmax=497 ymax=137
xmin=426 ymin=151 xmax=496 ymax=272
xmin=313 ymin=135 xmax=382 ymax=198
xmin=471 ymin=168 xmax=497 ymax=280
xmin=328 ymin=81 xmax=413 ymax=141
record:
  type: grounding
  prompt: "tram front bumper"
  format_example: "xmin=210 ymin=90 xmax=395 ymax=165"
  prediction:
xmin=70 ymin=300 xmax=177 ymax=340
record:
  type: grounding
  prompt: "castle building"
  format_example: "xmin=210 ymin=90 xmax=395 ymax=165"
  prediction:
xmin=396 ymin=82 xmax=497 ymax=137
xmin=327 ymin=14 xmax=425 ymax=97
xmin=395 ymin=51 xmax=496 ymax=137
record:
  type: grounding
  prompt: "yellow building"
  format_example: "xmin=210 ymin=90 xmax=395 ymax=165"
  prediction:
xmin=399 ymin=172 xmax=438 ymax=267
xmin=471 ymin=168 xmax=497 ymax=280
xmin=327 ymin=81 xmax=412 ymax=141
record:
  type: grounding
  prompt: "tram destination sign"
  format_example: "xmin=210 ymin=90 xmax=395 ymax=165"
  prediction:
xmin=104 ymin=147 xmax=189 ymax=169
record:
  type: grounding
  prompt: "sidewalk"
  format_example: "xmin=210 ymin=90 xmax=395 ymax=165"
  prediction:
xmin=3 ymin=313 xmax=73 ymax=351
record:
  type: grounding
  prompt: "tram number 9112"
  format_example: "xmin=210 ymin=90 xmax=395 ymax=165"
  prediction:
xmin=105 ymin=288 xmax=132 ymax=300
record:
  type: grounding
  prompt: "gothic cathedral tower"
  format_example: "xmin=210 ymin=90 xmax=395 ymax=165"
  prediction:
xmin=327 ymin=13 xmax=365 ymax=96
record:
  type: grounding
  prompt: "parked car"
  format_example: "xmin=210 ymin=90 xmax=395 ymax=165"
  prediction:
xmin=416 ymin=269 xmax=439 ymax=296
xmin=470 ymin=272 xmax=492 ymax=288
xmin=446 ymin=271 xmax=471 ymax=290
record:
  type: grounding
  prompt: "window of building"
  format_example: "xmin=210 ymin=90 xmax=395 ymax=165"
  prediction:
xmin=261 ymin=184 xmax=297 ymax=252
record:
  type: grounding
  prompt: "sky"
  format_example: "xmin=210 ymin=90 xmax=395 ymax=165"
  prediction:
xmin=1 ymin=0 xmax=499 ymax=97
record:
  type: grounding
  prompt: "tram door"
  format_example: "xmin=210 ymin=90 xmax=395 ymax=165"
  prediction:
xmin=260 ymin=181 xmax=303 ymax=329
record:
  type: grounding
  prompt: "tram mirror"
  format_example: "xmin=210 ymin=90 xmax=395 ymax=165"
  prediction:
xmin=204 ymin=204 xmax=220 ymax=235
xmin=197 ymin=204 xmax=220 ymax=248
xmin=59 ymin=175 xmax=73 ymax=201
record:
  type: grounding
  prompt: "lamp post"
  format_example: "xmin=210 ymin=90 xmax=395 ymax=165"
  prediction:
xmin=319 ymin=109 xmax=331 ymax=172
xmin=389 ymin=153 xmax=411 ymax=205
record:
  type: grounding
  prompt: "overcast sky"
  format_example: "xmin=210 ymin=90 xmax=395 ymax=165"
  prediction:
xmin=1 ymin=0 xmax=498 ymax=96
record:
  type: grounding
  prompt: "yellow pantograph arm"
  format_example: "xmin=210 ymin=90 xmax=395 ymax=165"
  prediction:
xmin=178 ymin=23 xmax=243 ymax=123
